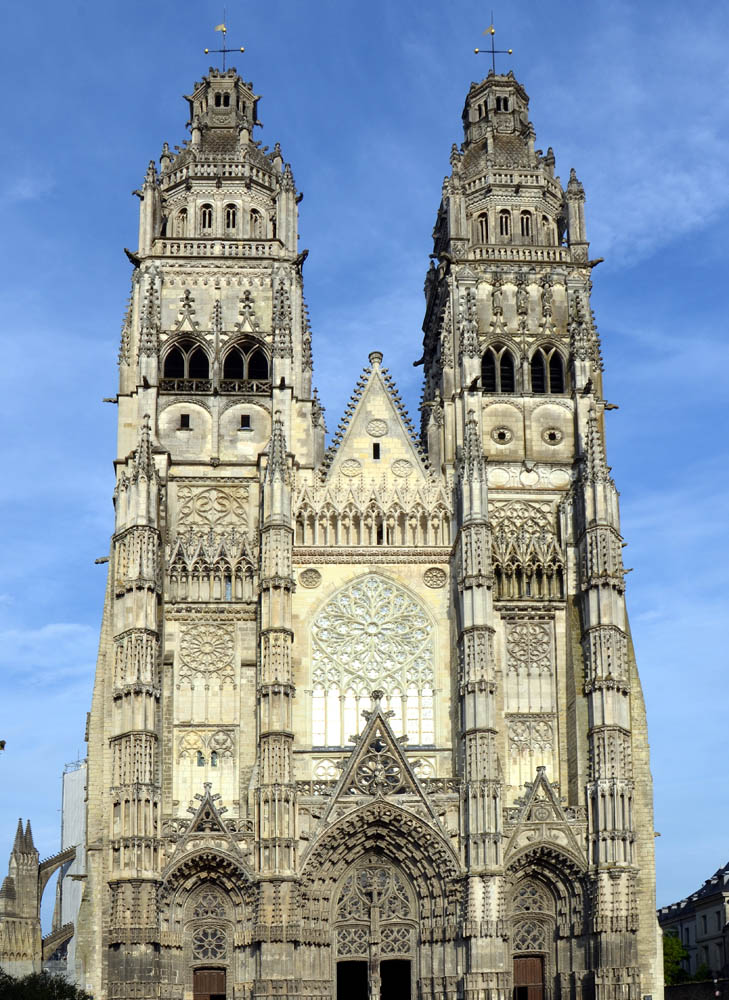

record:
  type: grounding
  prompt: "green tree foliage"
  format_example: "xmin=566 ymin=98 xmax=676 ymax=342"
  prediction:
xmin=693 ymin=962 xmax=712 ymax=981
xmin=0 ymin=969 xmax=92 ymax=1000
xmin=663 ymin=930 xmax=690 ymax=985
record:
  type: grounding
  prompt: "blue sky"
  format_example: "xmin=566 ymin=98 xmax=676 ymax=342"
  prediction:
xmin=0 ymin=0 xmax=727 ymax=924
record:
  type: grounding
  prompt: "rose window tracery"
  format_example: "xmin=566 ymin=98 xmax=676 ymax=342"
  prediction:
xmin=311 ymin=576 xmax=435 ymax=745
xmin=353 ymin=736 xmax=403 ymax=795
xmin=191 ymin=926 xmax=227 ymax=961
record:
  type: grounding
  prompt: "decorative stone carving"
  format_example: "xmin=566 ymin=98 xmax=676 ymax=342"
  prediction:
xmin=193 ymin=890 xmax=227 ymax=919
xmin=542 ymin=427 xmax=563 ymax=445
xmin=366 ymin=419 xmax=388 ymax=437
xmin=491 ymin=426 xmax=513 ymax=445
xmin=177 ymin=485 xmax=250 ymax=528
xmin=353 ymin=736 xmax=403 ymax=794
xmin=423 ymin=567 xmax=447 ymax=589
xmin=390 ymin=459 xmax=413 ymax=478
xmin=340 ymin=459 xmax=362 ymax=477
xmin=179 ymin=624 xmax=235 ymax=680
xmin=299 ymin=568 xmax=322 ymax=588
xmin=191 ymin=926 xmax=226 ymax=961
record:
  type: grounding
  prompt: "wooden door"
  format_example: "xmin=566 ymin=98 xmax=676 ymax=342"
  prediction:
xmin=193 ymin=967 xmax=226 ymax=1000
xmin=513 ymin=956 xmax=544 ymax=1000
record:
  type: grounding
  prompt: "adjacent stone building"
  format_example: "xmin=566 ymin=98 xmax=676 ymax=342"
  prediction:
xmin=658 ymin=864 xmax=729 ymax=978
xmin=1 ymin=61 xmax=663 ymax=1000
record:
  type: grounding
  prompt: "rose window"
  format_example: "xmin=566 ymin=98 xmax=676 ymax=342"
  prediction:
xmin=191 ymin=926 xmax=226 ymax=961
xmin=311 ymin=575 xmax=435 ymax=746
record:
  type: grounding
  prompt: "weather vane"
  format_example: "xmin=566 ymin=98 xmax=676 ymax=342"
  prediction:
xmin=474 ymin=13 xmax=513 ymax=75
xmin=204 ymin=13 xmax=244 ymax=72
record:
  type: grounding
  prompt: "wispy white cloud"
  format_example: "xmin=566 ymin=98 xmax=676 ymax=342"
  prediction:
xmin=0 ymin=623 xmax=97 ymax=685
xmin=1 ymin=170 xmax=55 ymax=205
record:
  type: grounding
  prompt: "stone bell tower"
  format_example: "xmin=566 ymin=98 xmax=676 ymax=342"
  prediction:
xmin=73 ymin=63 xmax=324 ymax=998
xmin=420 ymin=68 xmax=662 ymax=998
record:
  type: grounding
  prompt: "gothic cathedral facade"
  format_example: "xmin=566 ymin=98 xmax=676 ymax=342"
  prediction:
xmin=17 ymin=64 xmax=663 ymax=999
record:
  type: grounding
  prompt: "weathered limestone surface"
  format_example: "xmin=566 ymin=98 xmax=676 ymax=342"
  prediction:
xmin=0 ymin=64 xmax=662 ymax=1000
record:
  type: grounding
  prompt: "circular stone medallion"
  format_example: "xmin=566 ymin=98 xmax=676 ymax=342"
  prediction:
xmin=340 ymin=458 xmax=362 ymax=477
xmin=391 ymin=459 xmax=414 ymax=478
xmin=366 ymin=419 xmax=388 ymax=437
xmin=542 ymin=427 xmax=563 ymax=446
xmin=491 ymin=426 xmax=513 ymax=445
xmin=299 ymin=568 xmax=322 ymax=589
xmin=423 ymin=567 xmax=447 ymax=589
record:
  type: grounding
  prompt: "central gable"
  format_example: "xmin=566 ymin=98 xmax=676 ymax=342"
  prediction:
xmin=323 ymin=351 xmax=431 ymax=486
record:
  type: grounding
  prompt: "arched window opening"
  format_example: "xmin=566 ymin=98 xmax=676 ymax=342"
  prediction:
xmin=163 ymin=346 xmax=185 ymax=379
xmin=499 ymin=210 xmax=511 ymax=238
xmin=161 ymin=339 xmax=211 ymax=393
xmin=549 ymin=351 xmax=565 ymax=393
xmin=250 ymin=209 xmax=263 ymax=238
xmin=482 ymin=343 xmax=516 ymax=394
xmin=221 ymin=341 xmax=271 ymax=392
xmin=531 ymin=350 xmax=546 ymax=393
xmin=174 ymin=208 xmax=187 ymax=238
xmin=477 ymin=213 xmax=488 ymax=243
xmin=531 ymin=345 xmax=566 ymax=394
xmin=223 ymin=93 xmax=230 ymax=108
xmin=311 ymin=576 xmax=435 ymax=747
xmin=200 ymin=203 xmax=213 ymax=233
xmin=214 ymin=93 xmax=222 ymax=107
xmin=223 ymin=348 xmax=245 ymax=380
xmin=188 ymin=347 xmax=209 ymax=380
xmin=225 ymin=204 xmax=237 ymax=230
xmin=520 ymin=211 xmax=532 ymax=238
xmin=541 ymin=215 xmax=554 ymax=245
xmin=496 ymin=96 xmax=510 ymax=112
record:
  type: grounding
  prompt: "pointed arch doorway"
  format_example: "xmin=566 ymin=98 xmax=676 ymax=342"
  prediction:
xmin=334 ymin=857 xmax=416 ymax=1000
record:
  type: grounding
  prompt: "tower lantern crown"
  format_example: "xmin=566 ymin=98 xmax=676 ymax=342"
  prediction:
xmin=184 ymin=68 xmax=260 ymax=137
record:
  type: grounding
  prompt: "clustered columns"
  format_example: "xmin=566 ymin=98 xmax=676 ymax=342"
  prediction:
xmin=256 ymin=408 xmax=297 ymax=891
xmin=573 ymin=402 xmax=639 ymax=985
xmin=107 ymin=416 xmax=163 ymax=990
xmin=453 ymin=411 xmax=504 ymax=974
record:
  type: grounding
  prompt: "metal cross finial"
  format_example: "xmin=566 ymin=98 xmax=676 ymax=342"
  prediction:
xmin=474 ymin=13 xmax=513 ymax=75
xmin=204 ymin=13 xmax=245 ymax=72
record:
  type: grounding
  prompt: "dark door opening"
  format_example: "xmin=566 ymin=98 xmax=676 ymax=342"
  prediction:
xmin=337 ymin=960 xmax=368 ymax=1000
xmin=193 ymin=967 xmax=226 ymax=1000
xmin=380 ymin=959 xmax=410 ymax=1000
xmin=513 ymin=956 xmax=544 ymax=1000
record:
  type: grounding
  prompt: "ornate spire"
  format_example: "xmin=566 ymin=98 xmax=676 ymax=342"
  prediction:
xmin=582 ymin=406 xmax=612 ymax=485
xmin=138 ymin=282 xmax=160 ymax=358
xmin=272 ymin=279 xmax=293 ymax=359
xmin=266 ymin=411 xmax=288 ymax=481
xmin=23 ymin=821 xmax=34 ymax=852
xmin=459 ymin=410 xmax=487 ymax=482
xmin=12 ymin=819 xmax=23 ymax=854
xmin=131 ymin=415 xmax=156 ymax=482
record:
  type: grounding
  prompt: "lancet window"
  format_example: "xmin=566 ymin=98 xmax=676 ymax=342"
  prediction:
xmin=499 ymin=210 xmax=511 ymax=238
xmin=200 ymin=203 xmax=214 ymax=233
xmin=225 ymin=204 xmax=237 ymax=231
xmin=249 ymin=209 xmax=264 ymax=238
xmin=520 ymin=211 xmax=532 ymax=238
xmin=531 ymin=345 xmax=566 ymax=394
xmin=475 ymin=212 xmax=489 ymax=243
xmin=161 ymin=339 xmax=211 ymax=393
xmin=221 ymin=340 xmax=270 ymax=392
xmin=310 ymin=576 xmax=435 ymax=747
xmin=482 ymin=343 xmax=516 ymax=393
xmin=174 ymin=208 xmax=187 ymax=237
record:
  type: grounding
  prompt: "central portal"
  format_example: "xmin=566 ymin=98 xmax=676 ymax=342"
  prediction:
xmin=334 ymin=858 xmax=416 ymax=1000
